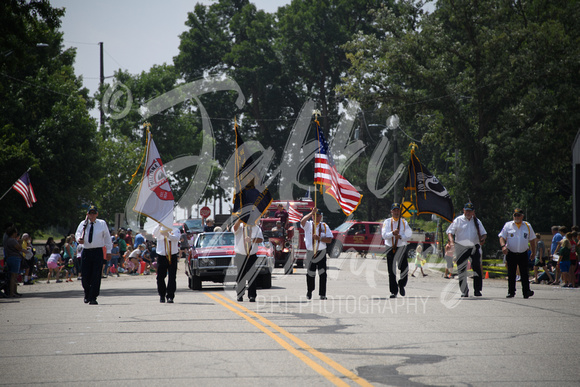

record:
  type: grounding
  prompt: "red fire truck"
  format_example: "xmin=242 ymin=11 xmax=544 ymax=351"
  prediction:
xmin=260 ymin=199 xmax=314 ymax=273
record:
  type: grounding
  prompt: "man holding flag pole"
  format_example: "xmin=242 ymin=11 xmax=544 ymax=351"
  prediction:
xmin=303 ymin=112 xmax=361 ymax=300
xmin=232 ymin=118 xmax=271 ymax=302
xmin=300 ymin=207 xmax=333 ymax=300
xmin=381 ymin=203 xmax=413 ymax=298
xmin=385 ymin=142 xmax=455 ymax=299
xmin=132 ymin=123 xmax=177 ymax=303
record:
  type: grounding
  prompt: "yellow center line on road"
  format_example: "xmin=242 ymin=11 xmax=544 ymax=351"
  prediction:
xmin=209 ymin=292 xmax=373 ymax=387
xmin=204 ymin=293 xmax=349 ymax=387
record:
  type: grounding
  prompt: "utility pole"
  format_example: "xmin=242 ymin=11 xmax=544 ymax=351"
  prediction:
xmin=99 ymin=42 xmax=104 ymax=128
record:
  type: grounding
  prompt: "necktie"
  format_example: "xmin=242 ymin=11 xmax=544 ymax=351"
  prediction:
xmin=88 ymin=222 xmax=94 ymax=243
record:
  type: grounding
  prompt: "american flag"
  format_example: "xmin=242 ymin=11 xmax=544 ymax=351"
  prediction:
xmin=314 ymin=120 xmax=362 ymax=215
xmin=287 ymin=203 xmax=302 ymax=223
xmin=13 ymin=172 xmax=37 ymax=208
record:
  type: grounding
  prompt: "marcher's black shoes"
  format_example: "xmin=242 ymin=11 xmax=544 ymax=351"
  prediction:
xmin=506 ymin=294 xmax=514 ymax=298
xmin=320 ymin=296 xmax=327 ymax=300
xmin=84 ymin=298 xmax=89 ymax=304
xmin=237 ymin=296 xmax=243 ymax=302
xmin=523 ymin=290 xmax=534 ymax=299
xmin=306 ymin=291 xmax=312 ymax=300
xmin=160 ymin=297 xmax=165 ymax=303
xmin=89 ymin=300 xmax=98 ymax=305
xmin=249 ymin=297 xmax=256 ymax=302
xmin=399 ymin=284 xmax=406 ymax=297
xmin=474 ymin=291 xmax=482 ymax=297
xmin=461 ymin=293 xmax=469 ymax=298
xmin=389 ymin=294 xmax=397 ymax=299
xmin=167 ymin=298 xmax=174 ymax=303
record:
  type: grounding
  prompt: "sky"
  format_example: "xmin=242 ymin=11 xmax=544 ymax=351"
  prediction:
xmin=49 ymin=1 xmax=291 ymax=220
xmin=50 ymin=0 xmax=291 ymax=111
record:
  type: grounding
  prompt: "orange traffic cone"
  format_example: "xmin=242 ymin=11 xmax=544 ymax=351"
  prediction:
xmin=485 ymin=271 xmax=489 ymax=279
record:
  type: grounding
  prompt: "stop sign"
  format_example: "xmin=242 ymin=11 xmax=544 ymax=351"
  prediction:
xmin=200 ymin=206 xmax=211 ymax=218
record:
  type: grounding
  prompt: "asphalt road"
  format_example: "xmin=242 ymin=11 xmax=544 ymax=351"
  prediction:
xmin=1 ymin=256 xmax=579 ymax=386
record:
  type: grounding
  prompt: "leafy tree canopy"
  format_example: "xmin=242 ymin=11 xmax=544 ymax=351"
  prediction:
xmin=339 ymin=0 xmax=580 ymax=236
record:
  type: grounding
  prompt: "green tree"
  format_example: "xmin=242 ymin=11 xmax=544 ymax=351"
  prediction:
xmin=100 ymin=65 xmax=206 ymax=216
xmin=0 ymin=0 xmax=100 ymax=233
xmin=174 ymin=0 xmax=387 ymax=213
xmin=340 ymin=0 xmax=580 ymax=237
xmin=277 ymin=0 xmax=388 ymax=131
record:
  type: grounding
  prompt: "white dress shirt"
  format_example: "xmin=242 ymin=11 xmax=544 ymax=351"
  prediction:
xmin=446 ymin=215 xmax=487 ymax=247
xmin=234 ymin=224 xmax=263 ymax=255
xmin=381 ymin=217 xmax=412 ymax=247
xmin=153 ymin=224 xmax=180 ymax=256
xmin=75 ymin=218 xmax=112 ymax=253
xmin=302 ymin=221 xmax=332 ymax=251
xmin=498 ymin=221 xmax=536 ymax=253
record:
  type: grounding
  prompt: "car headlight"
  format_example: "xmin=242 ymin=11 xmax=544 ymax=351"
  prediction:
xmin=200 ymin=258 xmax=215 ymax=266
xmin=276 ymin=245 xmax=282 ymax=251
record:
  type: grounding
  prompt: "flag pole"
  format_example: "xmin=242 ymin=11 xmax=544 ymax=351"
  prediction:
xmin=312 ymin=110 xmax=321 ymax=255
xmin=313 ymin=110 xmax=320 ymax=210
xmin=129 ymin=124 xmax=151 ymax=185
xmin=0 ymin=167 xmax=31 ymax=202
xmin=234 ymin=116 xmax=243 ymax=222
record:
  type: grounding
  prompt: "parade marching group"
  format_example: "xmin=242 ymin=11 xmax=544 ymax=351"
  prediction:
xmin=4 ymin=199 xmax=575 ymax=304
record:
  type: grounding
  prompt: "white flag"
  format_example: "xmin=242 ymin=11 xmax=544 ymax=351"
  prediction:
xmin=133 ymin=131 xmax=174 ymax=229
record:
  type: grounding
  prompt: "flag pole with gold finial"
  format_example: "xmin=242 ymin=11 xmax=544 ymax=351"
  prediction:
xmin=312 ymin=109 xmax=321 ymax=256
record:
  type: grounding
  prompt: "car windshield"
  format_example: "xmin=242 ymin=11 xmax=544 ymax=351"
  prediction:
xmin=184 ymin=219 xmax=203 ymax=232
xmin=334 ymin=223 xmax=353 ymax=232
xmin=261 ymin=220 xmax=278 ymax=232
xmin=196 ymin=232 xmax=234 ymax=248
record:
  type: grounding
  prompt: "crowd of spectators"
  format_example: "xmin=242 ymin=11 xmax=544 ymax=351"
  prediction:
xmin=1 ymin=224 xmax=195 ymax=297
xmin=533 ymin=225 xmax=580 ymax=288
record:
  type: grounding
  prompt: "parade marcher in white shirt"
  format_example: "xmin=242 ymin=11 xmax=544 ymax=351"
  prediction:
xmin=75 ymin=205 xmax=112 ymax=305
xmin=232 ymin=217 xmax=264 ymax=302
xmin=381 ymin=203 xmax=413 ymax=298
xmin=446 ymin=202 xmax=487 ymax=297
xmin=153 ymin=224 xmax=180 ymax=303
xmin=300 ymin=208 xmax=333 ymax=300
xmin=499 ymin=208 xmax=537 ymax=299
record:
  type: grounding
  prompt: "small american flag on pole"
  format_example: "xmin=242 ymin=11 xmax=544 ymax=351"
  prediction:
xmin=314 ymin=120 xmax=362 ymax=215
xmin=13 ymin=172 xmax=37 ymax=208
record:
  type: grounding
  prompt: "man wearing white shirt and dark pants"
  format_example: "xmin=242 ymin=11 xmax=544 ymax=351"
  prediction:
xmin=153 ymin=224 xmax=180 ymax=303
xmin=75 ymin=205 xmax=112 ymax=305
xmin=446 ymin=202 xmax=487 ymax=297
xmin=382 ymin=203 xmax=413 ymax=298
xmin=233 ymin=217 xmax=264 ymax=302
xmin=499 ymin=208 xmax=536 ymax=299
xmin=301 ymin=208 xmax=333 ymax=300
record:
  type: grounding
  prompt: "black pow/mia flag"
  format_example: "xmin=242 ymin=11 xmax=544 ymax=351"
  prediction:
xmin=233 ymin=122 xmax=272 ymax=224
xmin=404 ymin=148 xmax=454 ymax=223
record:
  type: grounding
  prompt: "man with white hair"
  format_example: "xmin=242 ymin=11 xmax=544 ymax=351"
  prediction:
xmin=446 ymin=202 xmax=487 ymax=298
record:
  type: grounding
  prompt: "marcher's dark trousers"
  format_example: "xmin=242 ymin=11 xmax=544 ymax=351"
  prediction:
xmin=455 ymin=244 xmax=482 ymax=295
xmin=156 ymin=254 xmax=177 ymax=299
xmin=386 ymin=246 xmax=408 ymax=296
xmin=81 ymin=248 xmax=104 ymax=302
xmin=235 ymin=253 xmax=258 ymax=298
xmin=506 ymin=251 xmax=531 ymax=296
xmin=306 ymin=249 xmax=327 ymax=296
